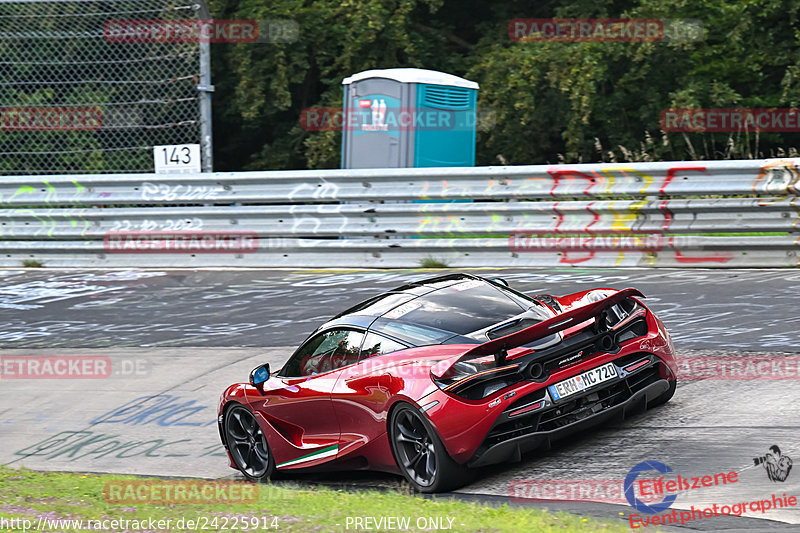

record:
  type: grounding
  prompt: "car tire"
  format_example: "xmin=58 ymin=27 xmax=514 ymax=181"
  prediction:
xmin=223 ymin=403 xmax=275 ymax=482
xmin=648 ymin=379 xmax=676 ymax=408
xmin=388 ymin=403 xmax=472 ymax=493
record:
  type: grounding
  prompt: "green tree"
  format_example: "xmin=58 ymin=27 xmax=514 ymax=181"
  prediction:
xmin=209 ymin=0 xmax=800 ymax=169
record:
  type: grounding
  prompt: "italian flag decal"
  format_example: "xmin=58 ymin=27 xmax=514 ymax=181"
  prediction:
xmin=277 ymin=444 xmax=338 ymax=468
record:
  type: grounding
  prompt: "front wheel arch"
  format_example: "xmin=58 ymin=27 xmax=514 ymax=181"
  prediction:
xmin=222 ymin=402 xmax=275 ymax=482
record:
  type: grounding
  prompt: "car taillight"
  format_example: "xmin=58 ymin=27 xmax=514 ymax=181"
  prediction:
xmin=433 ymin=363 xmax=522 ymax=400
xmin=623 ymin=359 xmax=649 ymax=373
xmin=508 ymin=401 xmax=543 ymax=417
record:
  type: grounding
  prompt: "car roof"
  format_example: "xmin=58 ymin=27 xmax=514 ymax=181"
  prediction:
xmin=316 ymin=273 xmax=539 ymax=346
xmin=327 ymin=273 xmax=481 ymax=322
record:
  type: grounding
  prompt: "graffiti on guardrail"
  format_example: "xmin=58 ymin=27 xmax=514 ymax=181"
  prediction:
xmin=0 ymin=159 xmax=797 ymax=266
xmin=109 ymin=218 xmax=205 ymax=232
xmin=140 ymin=182 xmax=220 ymax=202
xmin=753 ymin=159 xmax=800 ymax=193
xmin=0 ymin=179 xmax=89 ymax=238
xmin=540 ymin=164 xmax=708 ymax=197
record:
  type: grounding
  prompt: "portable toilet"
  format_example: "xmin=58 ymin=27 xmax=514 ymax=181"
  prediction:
xmin=341 ymin=68 xmax=479 ymax=168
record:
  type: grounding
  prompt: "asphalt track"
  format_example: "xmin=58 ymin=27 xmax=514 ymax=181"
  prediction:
xmin=2 ymin=267 xmax=800 ymax=531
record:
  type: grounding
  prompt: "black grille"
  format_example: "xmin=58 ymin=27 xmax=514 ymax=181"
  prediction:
xmin=482 ymin=360 xmax=661 ymax=448
xmin=536 ymin=317 xmax=649 ymax=379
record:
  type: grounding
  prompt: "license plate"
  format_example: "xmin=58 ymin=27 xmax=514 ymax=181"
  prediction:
xmin=548 ymin=362 xmax=618 ymax=401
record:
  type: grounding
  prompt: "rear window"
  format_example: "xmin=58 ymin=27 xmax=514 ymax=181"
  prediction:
xmin=370 ymin=319 xmax=453 ymax=346
xmin=382 ymin=280 xmax=528 ymax=335
xmin=360 ymin=332 xmax=407 ymax=359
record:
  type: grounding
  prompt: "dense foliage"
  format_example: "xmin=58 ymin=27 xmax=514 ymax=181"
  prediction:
xmin=209 ymin=0 xmax=800 ymax=170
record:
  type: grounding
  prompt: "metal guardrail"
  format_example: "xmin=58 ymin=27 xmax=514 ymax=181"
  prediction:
xmin=1 ymin=158 xmax=798 ymax=267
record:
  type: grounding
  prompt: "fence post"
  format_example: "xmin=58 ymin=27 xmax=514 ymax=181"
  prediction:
xmin=196 ymin=0 xmax=215 ymax=172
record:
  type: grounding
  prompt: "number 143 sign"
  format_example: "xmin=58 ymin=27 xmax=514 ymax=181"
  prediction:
xmin=154 ymin=144 xmax=201 ymax=174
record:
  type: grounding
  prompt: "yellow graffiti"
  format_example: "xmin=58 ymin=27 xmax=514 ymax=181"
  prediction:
xmin=610 ymin=200 xmax=648 ymax=231
xmin=599 ymin=167 xmax=654 ymax=195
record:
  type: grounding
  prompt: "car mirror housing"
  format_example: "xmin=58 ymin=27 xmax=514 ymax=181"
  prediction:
xmin=249 ymin=363 xmax=270 ymax=386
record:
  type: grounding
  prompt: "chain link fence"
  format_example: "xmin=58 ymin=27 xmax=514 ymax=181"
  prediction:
xmin=0 ymin=0 xmax=209 ymax=174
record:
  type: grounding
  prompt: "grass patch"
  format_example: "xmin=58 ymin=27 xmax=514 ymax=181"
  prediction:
xmin=419 ymin=256 xmax=450 ymax=268
xmin=22 ymin=259 xmax=43 ymax=267
xmin=0 ymin=465 xmax=633 ymax=532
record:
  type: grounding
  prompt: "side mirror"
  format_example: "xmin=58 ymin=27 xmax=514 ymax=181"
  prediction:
xmin=249 ymin=363 xmax=270 ymax=386
xmin=491 ymin=277 xmax=509 ymax=287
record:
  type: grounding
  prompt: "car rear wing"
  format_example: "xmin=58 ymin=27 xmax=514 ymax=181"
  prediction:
xmin=462 ymin=287 xmax=645 ymax=361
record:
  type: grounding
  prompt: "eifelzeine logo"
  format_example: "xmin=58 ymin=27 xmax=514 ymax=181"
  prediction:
xmin=754 ymin=445 xmax=793 ymax=482
xmin=103 ymin=231 xmax=259 ymax=254
xmin=625 ymin=461 xmax=678 ymax=514
xmin=625 ymin=460 xmax=739 ymax=515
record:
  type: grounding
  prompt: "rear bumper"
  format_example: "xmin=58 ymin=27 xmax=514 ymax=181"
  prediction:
xmin=467 ymin=363 xmax=671 ymax=468
xmin=423 ymin=298 xmax=676 ymax=464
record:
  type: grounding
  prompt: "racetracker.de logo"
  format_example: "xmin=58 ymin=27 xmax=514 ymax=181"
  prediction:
xmin=509 ymin=478 xmax=643 ymax=504
xmin=1 ymin=356 xmax=112 ymax=379
xmin=104 ymin=19 xmax=259 ymax=43
xmin=660 ymin=108 xmax=800 ymax=132
xmin=103 ymin=231 xmax=259 ymax=254
xmin=510 ymin=18 xmax=663 ymax=42
xmin=300 ymin=106 xmax=468 ymax=132
xmin=676 ymin=355 xmax=800 ymax=380
xmin=509 ymin=18 xmax=706 ymax=43
xmin=508 ymin=232 xmax=694 ymax=253
xmin=103 ymin=480 xmax=257 ymax=504
xmin=1 ymin=107 xmax=103 ymax=131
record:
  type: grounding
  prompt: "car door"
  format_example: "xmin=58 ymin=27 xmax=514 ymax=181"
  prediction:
xmin=246 ymin=328 xmax=364 ymax=469
xmin=330 ymin=332 xmax=409 ymax=465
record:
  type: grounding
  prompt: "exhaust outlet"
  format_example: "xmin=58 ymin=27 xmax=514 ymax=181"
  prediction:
xmin=597 ymin=334 xmax=616 ymax=352
xmin=528 ymin=362 xmax=544 ymax=380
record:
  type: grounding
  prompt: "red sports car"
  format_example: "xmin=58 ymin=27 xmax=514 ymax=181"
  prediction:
xmin=218 ymin=273 xmax=677 ymax=492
